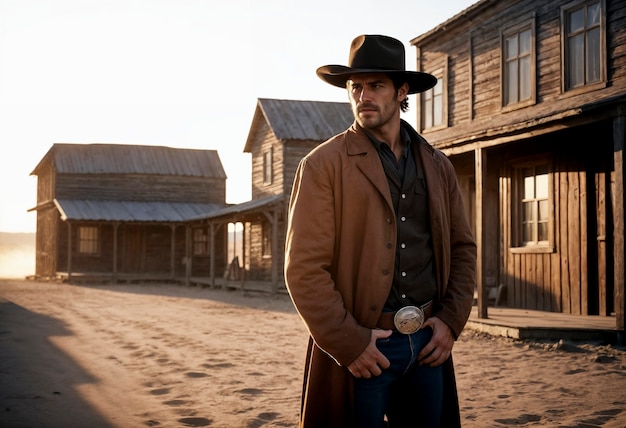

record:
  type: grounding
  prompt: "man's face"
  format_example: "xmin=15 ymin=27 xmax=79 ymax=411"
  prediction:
xmin=347 ymin=73 xmax=407 ymax=132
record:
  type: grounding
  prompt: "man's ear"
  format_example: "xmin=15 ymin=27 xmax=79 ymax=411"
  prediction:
xmin=398 ymin=82 xmax=409 ymax=100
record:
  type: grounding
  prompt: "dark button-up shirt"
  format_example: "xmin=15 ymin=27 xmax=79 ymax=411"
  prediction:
xmin=366 ymin=128 xmax=437 ymax=310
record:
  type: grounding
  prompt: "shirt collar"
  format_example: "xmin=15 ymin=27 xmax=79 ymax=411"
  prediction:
xmin=363 ymin=126 xmax=411 ymax=159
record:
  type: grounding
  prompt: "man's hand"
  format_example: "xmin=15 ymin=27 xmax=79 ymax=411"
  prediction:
xmin=347 ymin=329 xmax=392 ymax=378
xmin=418 ymin=316 xmax=455 ymax=367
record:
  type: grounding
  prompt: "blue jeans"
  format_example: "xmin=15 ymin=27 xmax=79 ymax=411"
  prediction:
xmin=353 ymin=328 xmax=443 ymax=428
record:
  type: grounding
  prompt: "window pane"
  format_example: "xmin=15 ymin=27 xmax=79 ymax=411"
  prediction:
xmin=587 ymin=28 xmax=601 ymax=82
xmin=506 ymin=35 xmax=518 ymax=58
xmin=433 ymin=78 xmax=443 ymax=96
xmin=523 ymin=201 xmax=535 ymax=222
xmin=569 ymin=8 xmax=584 ymax=33
xmin=538 ymin=199 xmax=549 ymax=222
xmin=523 ymin=173 xmax=535 ymax=199
xmin=538 ymin=221 xmax=548 ymax=241
xmin=569 ymin=34 xmax=585 ymax=87
xmin=522 ymin=221 xmax=534 ymax=243
xmin=519 ymin=56 xmax=531 ymax=100
xmin=535 ymin=172 xmax=549 ymax=199
xmin=506 ymin=60 xmax=519 ymax=104
xmin=424 ymin=95 xmax=433 ymax=128
xmin=587 ymin=2 xmax=601 ymax=26
xmin=433 ymin=94 xmax=443 ymax=126
xmin=519 ymin=29 xmax=531 ymax=54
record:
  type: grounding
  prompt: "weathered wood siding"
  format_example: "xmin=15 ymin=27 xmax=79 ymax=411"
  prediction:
xmin=250 ymin=121 xmax=283 ymax=199
xmin=498 ymin=123 xmax=614 ymax=315
xmin=414 ymin=0 xmax=625 ymax=317
xmin=54 ymin=174 xmax=224 ymax=204
xmin=417 ymin=0 xmax=626 ymax=147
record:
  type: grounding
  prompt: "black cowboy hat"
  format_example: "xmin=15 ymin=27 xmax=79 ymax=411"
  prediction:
xmin=316 ymin=34 xmax=436 ymax=94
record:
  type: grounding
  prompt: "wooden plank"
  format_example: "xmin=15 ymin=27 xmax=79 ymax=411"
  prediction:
xmin=580 ymin=169 xmax=589 ymax=315
xmin=613 ymin=115 xmax=625 ymax=334
xmin=568 ymin=169 xmax=582 ymax=315
xmin=596 ymin=171 xmax=608 ymax=315
xmin=560 ymin=165 xmax=571 ymax=313
xmin=475 ymin=148 xmax=488 ymax=318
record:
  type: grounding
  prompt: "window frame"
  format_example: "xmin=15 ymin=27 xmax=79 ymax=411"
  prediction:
xmin=77 ymin=225 xmax=100 ymax=256
xmin=500 ymin=16 xmax=536 ymax=111
xmin=192 ymin=227 xmax=209 ymax=256
xmin=420 ymin=61 xmax=448 ymax=132
xmin=261 ymin=220 xmax=272 ymax=258
xmin=263 ymin=148 xmax=273 ymax=185
xmin=510 ymin=158 xmax=555 ymax=254
xmin=560 ymin=0 xmax=607 ymax=96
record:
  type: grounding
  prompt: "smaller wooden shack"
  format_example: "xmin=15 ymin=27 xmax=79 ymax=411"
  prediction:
xmin=188 ymin=98 xmax=354 ymax=292
xmin=29 ymin=143 xmax=228 ymax=282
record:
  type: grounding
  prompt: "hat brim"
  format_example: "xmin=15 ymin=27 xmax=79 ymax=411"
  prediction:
xmin=316 ymin=65 xmax=437 ymax=94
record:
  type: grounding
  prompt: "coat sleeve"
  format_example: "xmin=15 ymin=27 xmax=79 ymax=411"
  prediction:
xmin=432 ymin=152 xmax=477 ymax=338
xmin=284 ymin=155 xmax=371 ymax=367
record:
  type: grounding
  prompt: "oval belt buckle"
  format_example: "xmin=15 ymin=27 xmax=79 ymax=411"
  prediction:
xmin=393 ymin=305 xmax=425 ymax=334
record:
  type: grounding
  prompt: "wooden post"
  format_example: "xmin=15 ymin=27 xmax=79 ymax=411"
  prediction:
xmin=185 ymin=225 xmax=191 ymax=287
xmin=209 ymin=222 xmax=215 ymax=288
xmin=475 ymin=147 xmax=488 ymax=318
xmin=613 ymin=115 xmax=625 ymax=344
xmin=67 ymin=222 xmax=72 ymax=282
xmin=113 ymin=223 xmax=119 ymax=283
xmin=170 ymin=224 xmax=176 ymax=280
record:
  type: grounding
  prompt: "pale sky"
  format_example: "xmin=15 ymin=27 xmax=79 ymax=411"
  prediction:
xmin=0 ymin=0 xmax=477 ymax=233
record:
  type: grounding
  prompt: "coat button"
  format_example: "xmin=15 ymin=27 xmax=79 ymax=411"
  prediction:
xmin=382 ymin=269 xmax=390 ymax=275
xmin=370 ymin=305 xmax=378 ymax=311
xmin=386 ymin=242 xmax=392 ymax=249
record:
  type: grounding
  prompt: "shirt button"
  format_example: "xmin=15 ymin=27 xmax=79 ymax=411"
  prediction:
xmin=400 ymin=216 xmax=406 ymax=222
xmin=400 ymin=243 xmax=406 ymax=249
xmin=401 ymin=193 xmax=406 ymax=199
xmin=401 ymin=294 xmax=407 ymax=299
xmin=401 ymin=271 xmax=407 ymax=277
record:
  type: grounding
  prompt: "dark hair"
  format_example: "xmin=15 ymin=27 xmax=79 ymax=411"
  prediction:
xmin=389 ymin=74 xmax=410 ymax=113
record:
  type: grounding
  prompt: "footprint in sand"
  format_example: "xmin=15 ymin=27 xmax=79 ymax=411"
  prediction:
xmin=185 ymin=372 xmax=208 ymax=378
xmin=177 ymin=417 xmax=212 ymax=427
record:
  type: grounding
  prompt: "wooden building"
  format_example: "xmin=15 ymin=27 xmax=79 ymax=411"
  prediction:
xmin=29 ymin=143 xmax=228 ymax=282
xmin=189 ymin=98 xmax=353 ymax=292
xmin=410 ymin=0 xmax=625 ymax=335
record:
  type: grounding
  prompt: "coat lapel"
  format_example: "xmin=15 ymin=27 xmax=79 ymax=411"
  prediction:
xmin=345 ymin=123 xmax=394 ymax=211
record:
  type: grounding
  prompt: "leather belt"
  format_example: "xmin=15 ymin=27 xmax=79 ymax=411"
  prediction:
xmin=376 ymin=300 xmax=434 ymax=333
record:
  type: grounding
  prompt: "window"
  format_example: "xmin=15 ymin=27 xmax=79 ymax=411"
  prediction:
xmin=193 ymin=228 xmax=209 ymax=256
xmin=421 ymin=75 xmax=444 ymax=130
xmin=263 ymin=149 xmax=273 ymax=185
xmin=517 ymin=164 xmax=550 ymax=246
xmin=261 ymin=220 xmax=272 ymax=257
xmin=502 ymin=23 xmax=535 ymax=108
xmin=78 ymin=226 xmax=99 ymax=255
xmin=562 ymin=0 xmax=605 ymax=92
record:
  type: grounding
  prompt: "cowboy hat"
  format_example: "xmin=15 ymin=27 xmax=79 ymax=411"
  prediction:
xmin=316 ymin=34 xmax=436 ymax=94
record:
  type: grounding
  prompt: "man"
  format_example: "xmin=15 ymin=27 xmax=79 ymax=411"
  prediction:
xmin=284 ymin=34 xmax=476 ymax=427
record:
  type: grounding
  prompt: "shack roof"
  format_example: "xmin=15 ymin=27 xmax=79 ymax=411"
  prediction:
xmin=54 ymin=199 xmax=222 ymax=223
xmin=244 ymin=98 xmax=353 ymax=152
xmin=31 ymin=143 xmax=226 ymax=179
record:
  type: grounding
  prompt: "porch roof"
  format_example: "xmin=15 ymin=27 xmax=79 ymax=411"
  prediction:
xmin=54 ymin=199 xmax=223 ymax=223
xmin=189 ymin=194 xmax=284 ymax=222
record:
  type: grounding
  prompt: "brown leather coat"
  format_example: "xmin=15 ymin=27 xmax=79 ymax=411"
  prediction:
xmin=285 ymin=121 xmax=476 ymax=427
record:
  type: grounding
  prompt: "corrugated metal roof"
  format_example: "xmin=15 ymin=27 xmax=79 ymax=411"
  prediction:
xmin=257 ymin=98 xmax=353 ymax=140
xmin=32 ymin=144 xmax=226 ymax=178
xmin=258 ymin=98 xmax=353 ymax=140
xmin=55 ymin=199 xmax=223 ymax=222
xmin=190 ymin=194 xmax=283 ymax=221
